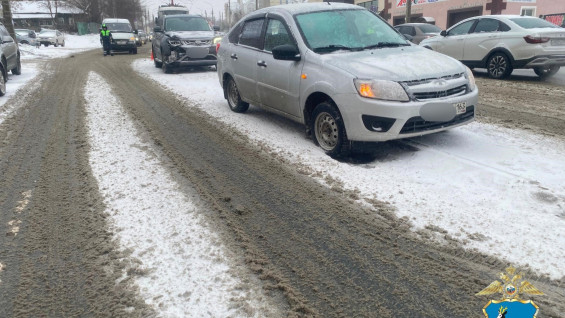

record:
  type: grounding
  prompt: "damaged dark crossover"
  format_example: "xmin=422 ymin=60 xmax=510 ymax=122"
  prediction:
xmin=152 ymin=14 xmax=221 ymax=73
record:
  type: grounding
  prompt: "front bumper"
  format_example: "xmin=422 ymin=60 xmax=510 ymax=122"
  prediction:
xmin=333 ymin=88 xmax=479 ymax=142
xmin=165 ymin=45 xmax=217 ymax=67
xmin=110 ymin=41 xmax=136 ymax=51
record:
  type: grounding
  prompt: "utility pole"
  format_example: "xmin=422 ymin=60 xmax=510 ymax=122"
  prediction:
xmin=405 ymin=0 xmax=412 ymax=23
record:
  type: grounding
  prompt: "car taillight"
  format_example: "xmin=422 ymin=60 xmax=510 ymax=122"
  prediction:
xmin=524 ymin=35 xmax=550 ymax=44
xmin=216 ymin=43 xmax=220 ymax=54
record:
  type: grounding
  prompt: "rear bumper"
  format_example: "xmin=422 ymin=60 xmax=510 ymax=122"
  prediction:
xmin=522 ymin=55 xmax=565 ymax=68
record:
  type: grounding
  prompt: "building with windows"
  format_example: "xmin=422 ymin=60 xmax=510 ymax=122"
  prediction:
xmin=380 ymin=0 xmax=565 ymax=29
xmin=11 ymin=1 xmax=85 ymax=32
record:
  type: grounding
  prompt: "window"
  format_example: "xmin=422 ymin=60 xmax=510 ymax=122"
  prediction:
xmin=228 ymin=21 xmax=243 ymax=43
xmin=447 ymin=20 xmax=475 ymax=36
xmin=0 ymin=25 xmax=9 ymax=37
xmin=264 ymin=19 xmax=293 ymax=52
xmin=69 ymin=17 xmax=74 ymax=25
xmin=58 ymin=17 xmax=65 ymax=24
xmin=239 ymin=19 xmax=264 ymax=49
xmin=164 ymin=16 xmax=211 ymax=32
xmin=520 ymin=6 xmax=536 ymax=17
xmin=473 ymin=19 xmax=499 ymax=33
xmin=510 ymin=17 xmax=559 ymax=29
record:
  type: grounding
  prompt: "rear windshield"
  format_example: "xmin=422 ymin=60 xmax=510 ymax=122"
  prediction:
xmin=510 ymin=18 xmax=559 ymax=29
xmin=105 ymin=23 xmax=132 ymax=32
xmin=41 ymin=31 xmax=56 ymax=36
xmin=161 ymin=10 xmax=188 ymax=16
xmin=164 ymin=16 xmax=211 ymax=32
xmin=419 ymin=24 xmax=441 ymax=33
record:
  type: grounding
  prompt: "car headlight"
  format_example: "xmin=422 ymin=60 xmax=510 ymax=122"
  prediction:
xmin=465 ymin=66 xmax=476 ymax=92
xmin=168 ymin=39 xmax=181 ymax=46
xmin=354 ymin=79 xmax=409 ymax=102
xmin=213 ymin=37 xmax=222 ymax=44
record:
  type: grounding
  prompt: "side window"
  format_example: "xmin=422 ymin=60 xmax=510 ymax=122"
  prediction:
xmin=473 ymin=19 xmax=499 ymax=33
xmin=499 ymin=22 xmax=511 ymax=32
xmin=447 ymin=20 xmax=475 ymax=36
xmin=228 ymin=22 xmax=243 ymax=43
xmin=0 ymin=26 xmax=9 ymax=37
xmin=239 ymin=19 xmax=264 ymax=49
xmin=396 ymin=26 xmax=407 ymax=34
xmin=264 ymin=19 xmax=294 ymax=52
xmin=407 ymin=26 xmax=416 ymax=36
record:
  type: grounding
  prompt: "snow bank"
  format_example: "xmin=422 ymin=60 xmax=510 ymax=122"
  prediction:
xmin=133 ymin=58 xmax=565 ymax=280
xmin=20 ymin=34 xmax=100 ymax=60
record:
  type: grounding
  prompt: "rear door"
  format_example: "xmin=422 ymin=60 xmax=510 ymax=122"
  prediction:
xmin=256 ymin=16 xmax=303 ymax=119
xmin=231 ymin=17 xmax=265 ymax=105
xmin=463 ymin=18 xmax=509 ymax=62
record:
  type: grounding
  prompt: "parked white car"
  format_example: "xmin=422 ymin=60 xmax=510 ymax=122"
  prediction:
xmin=217 ymin=3 xmax=478 ymax=157
xmin=420 ymin=15 xmax=565 ymax=79
xmin=38 ymin=29 xmax=65 ymax=47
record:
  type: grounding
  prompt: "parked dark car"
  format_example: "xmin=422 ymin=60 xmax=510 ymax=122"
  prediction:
xmin=394 ymin=23 xmax=441 ymax=44
xmin=152 ymin=14 xmax=220 ymax=73
xmin=0 ymin=22 xmax=22 ymax=96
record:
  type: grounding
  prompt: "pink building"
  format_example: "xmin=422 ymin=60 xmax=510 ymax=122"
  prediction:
xmin=382 ymin=0 xmax=565 ymax=29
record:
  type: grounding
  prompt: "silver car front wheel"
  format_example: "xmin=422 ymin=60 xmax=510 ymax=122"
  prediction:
xmin=311 ymin=101 xmax=349 ymax=157
xmin=226 ymin=77 xmax=249 ymax=113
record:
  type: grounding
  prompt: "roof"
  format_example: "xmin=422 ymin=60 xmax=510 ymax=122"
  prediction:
xmin=11 ymin=1 xmax=83 ymax=14
xmin=102 ymin=18 xmax=131 ymax=24
xmin=13 ymin=13 xmax=53 ymax=19
xmin=254 ymin=2 xmax=362 ymax=16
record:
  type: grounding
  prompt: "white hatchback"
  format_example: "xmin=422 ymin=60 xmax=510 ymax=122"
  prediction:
xmin=420 ymin=15 xmax=565 ymax=79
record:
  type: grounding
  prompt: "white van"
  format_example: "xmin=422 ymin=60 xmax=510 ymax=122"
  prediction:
xmin=101 ymin=18 xmax=137 ymax=54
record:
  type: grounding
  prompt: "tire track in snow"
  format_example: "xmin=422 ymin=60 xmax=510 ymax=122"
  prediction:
xmin=84 ymin=71 xmax=279 ymax=317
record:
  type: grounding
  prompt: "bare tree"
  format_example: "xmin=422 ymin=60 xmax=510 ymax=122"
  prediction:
xmin=1 ymin=0 xmax=16 ymax=39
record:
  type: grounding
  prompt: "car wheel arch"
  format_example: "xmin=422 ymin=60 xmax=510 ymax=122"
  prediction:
xmin=483 ymin=47 xmax=516 ymax=68
xmin=303 ymin=92 xmax=336 ymax=128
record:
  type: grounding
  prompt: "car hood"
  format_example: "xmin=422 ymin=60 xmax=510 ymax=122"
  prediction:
xmin=320 ymin=46 xmax=465 ymax=81
xmin=111 ymin=33 xmax=134 ymax=40
xmin=165 ymin=30 xmax=214 ymax=40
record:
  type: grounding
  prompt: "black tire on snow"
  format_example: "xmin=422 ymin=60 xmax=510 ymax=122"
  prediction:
xmin=11 ymin=56 xmax=21 ymax=75
xmin=311 ymin=101 xmax=350 ymax=158
xmin=534 ymin=66 xmax=560 ymax=79
xmin=0 ymin=66 xmax=6 ymax=97
xmin=153 ymin=49 xmax=162 ymax=68
xmin=225 ymin=77 xmax=249 ymax=113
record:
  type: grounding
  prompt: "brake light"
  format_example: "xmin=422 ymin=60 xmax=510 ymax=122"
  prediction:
xmin=524 ymin=35 xmax=550 ymax=44
xmin=216 ymin=43 xmax=220 ymax=54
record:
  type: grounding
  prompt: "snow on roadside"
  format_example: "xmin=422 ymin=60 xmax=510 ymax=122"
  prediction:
xmin=0 ymin=62 xmax=41 ymax=125
xmin=84 ymin=72 xmax=278 ymax=317
xmin=133 ymin=58 xmax=565 ymax=280
xmin=20 ymin=34 xmax=100 ymax=60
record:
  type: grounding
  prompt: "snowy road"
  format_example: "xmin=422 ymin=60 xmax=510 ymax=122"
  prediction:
xmin=1 ymin=43 xmax=564 ymax=317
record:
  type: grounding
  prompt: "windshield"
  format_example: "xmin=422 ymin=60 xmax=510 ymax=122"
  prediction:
xmin=162 ymin=10 xmax=189 ymax=16
xmin=15 ymin=30 xmax=29 ymax=35
xmin=105 ymin=23 xmax=132 ymax=32
xmin=164 ymin=16 xmax=211 ymax=32
xmin=419 ymin=24 xmax=441 ymax=33
xmin=510 ymin=18 xmax=559 ymax=29
xmin=295 ymin=9 xmax=408 ymax=53
xmin=40 ymin=31 xmax=56 ymax=36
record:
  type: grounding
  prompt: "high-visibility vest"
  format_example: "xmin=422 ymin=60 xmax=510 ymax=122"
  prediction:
xmin=100 ymin=29 xmax=110 ymax=37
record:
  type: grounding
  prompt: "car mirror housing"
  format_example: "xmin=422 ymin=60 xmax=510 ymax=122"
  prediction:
xmin=272 ymin=44 xmax=301 ymax=61
xmin=440 ymin=30 xmax=447 ymax=36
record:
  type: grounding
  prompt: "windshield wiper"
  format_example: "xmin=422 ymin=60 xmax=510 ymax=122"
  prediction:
xmin=362 ymin=42 xmax=410 ymax=50
xmin=313 ymin=44 xmax=358 ymax=53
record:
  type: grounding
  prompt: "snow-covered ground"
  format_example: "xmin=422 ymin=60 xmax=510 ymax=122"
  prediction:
xmin=20 ymin=34 xmax=100 ymax=60
xmin=133 ymin=58 xmax=565 ymax=280
xmin=84 ymin=72 xmax=278 ymax=317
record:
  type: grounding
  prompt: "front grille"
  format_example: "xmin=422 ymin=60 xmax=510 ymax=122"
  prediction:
xmin=180 ymin=39 xmax=211 ymax=46
xmin=413 ymin=84 xmax=467 ymax=101
xmin=402 ymin=73 xmax=464 ymax=87
xmin=400 ymin=106 xmax=474 ymax=134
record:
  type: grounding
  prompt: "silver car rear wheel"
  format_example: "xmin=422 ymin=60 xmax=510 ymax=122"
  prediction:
xmin=226 ymin=77 xmax=249 ymax=113
xmin=0 ymin=69 xmax=6 ymax=96
xmin=534 ymin=66 xmax=560 ymax=79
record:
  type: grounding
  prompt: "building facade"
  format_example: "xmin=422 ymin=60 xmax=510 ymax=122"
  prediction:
xmin=381 ymin=0 xmax=565 ymax=29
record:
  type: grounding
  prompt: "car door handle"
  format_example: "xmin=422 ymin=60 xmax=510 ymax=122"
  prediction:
xmin=257 ymin=60 xmax=267 ymax=67
xmin=230 ymin=53 xmax=238 ymax=60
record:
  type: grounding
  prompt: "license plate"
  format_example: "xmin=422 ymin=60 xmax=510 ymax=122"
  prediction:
xmin=118 ymin=40 xmax=127 ymax=45
xmin=551 ymin=39 xmax=565 ymax=46
xmin=454 ymin=102 xmax=466 ymax=115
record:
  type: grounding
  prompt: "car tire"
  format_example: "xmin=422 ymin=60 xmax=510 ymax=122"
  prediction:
xmin=311 ymin=101 xmax=350 ymax=158
xmin=153 ymin=49 xmax=162 ymax=68
xmin=0 ymin=67 xmax=6 ymax=97
xmin=133 ymin=48 xmax=138 ymax=54
xmin=62 ymin=41 xmax=65 ymax=47
xmin=21 ymin=40 xmax=29 ymax=45
xmin=487 ymin=53 xmax=513 ymax=79
xmin=44 ymin=43 xmax=49 ymax=47
xmin=54 ymin=42 xmax=58 ymax=47
xmin=534 ymin=66 xmax=560 ymax=79
xmin=225 ymin=77 xmax=249 ymax=113
xmin=11 ymin=56 xmax=21 ymax=75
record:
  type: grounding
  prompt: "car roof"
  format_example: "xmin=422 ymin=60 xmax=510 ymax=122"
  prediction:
xmin=253 ymin=2 xmax=362 ymax=16
xmin=164 ymin=14 xmax=204 ymax=19
xmin=103 ymin=18 xmax=130 ymax=24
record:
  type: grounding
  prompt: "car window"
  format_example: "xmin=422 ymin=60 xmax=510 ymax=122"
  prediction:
xmin=406 ymin=26 xmax=416 ymax=36
xmin=447 ymin=20 xmax=475 ymax=36
xmin=264 ymin=19 xmax=294 ymax=52
xmin=499 ymin=22 xmax=511 ymax=32
xmin=510 ymin=18 xmax=559 ymax=29
xmin=473 ymin=18 xmax=499 ymax=33
xmin=105 ymin=23 xmax=132 ymax=32
xmin=296 ymin=9 xmax=407 ymax=53
xmin=238 ymin=18 xmax=264 ymax=49
xmin=418 ymin=24 xmax=441 ymax=33
xmin=228 ymin=21 xmax=243 ymax=43
xmin=164 ymin=16 xmax=211 ymax=31
xmin=0 ymin=25 xmax=10 ymax=37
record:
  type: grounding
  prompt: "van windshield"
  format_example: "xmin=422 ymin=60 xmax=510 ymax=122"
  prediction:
xmin=164 ymin=16 xmax=211 ymax=32
xmin=105 ymin=23 xmax=132 ymax=32
xmin=296 ymin=9 xmax=409 ymax=53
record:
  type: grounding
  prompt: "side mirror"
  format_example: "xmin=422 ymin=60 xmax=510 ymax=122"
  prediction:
xmin=213 ymin=26 xmax=220 ymax=32
xmin=154 ymin=26 xmax=162 ymax=33
xmin=440 ymin=30 xmax=447 ymax=36
xmin=272 ymin=44 xmax=301 ymax=61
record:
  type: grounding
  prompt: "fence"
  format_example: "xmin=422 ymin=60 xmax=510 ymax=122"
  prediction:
xmin=77 ymin=22 xmax=102 ymax=35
